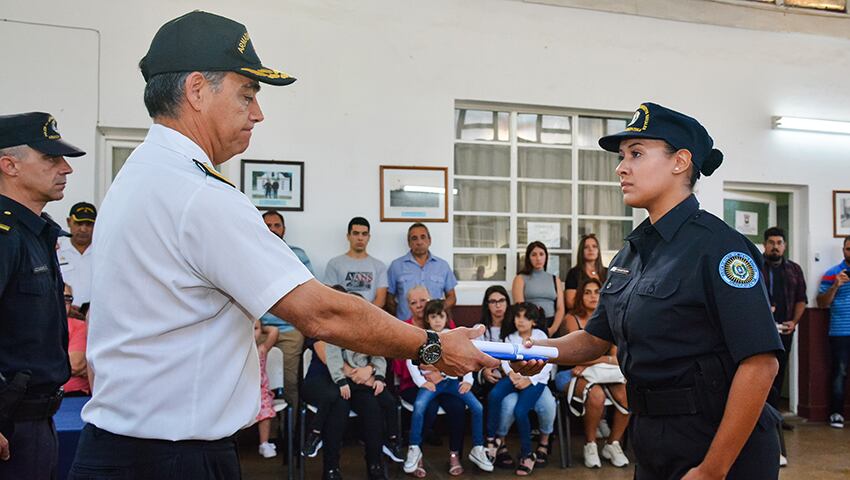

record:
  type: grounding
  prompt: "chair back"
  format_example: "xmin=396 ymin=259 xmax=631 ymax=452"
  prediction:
xmin=267 ymin=346 xmax=284 ymax=391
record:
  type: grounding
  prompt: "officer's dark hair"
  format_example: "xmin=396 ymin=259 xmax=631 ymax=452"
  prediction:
xmin=571 ymin=278 xmax=603 ymax=318
xmin=763 ymin=227 xmax=786 ymax=243
xmin=575 ymin=234 xmax=607 ymax=286
xmin=500 ymin=301 xmax=543 ymax=341
xmin=519 ymin=241 xmax=548 ymax=275
xmin=141 ymin=70 xmax=227 ymax=118
xmin=423 ymin=299 xmax=447 ymax=329
xmin=480 ymin=285 xmax=511 ymax=341
xmin=262 ymin=209 xmax=284 ymax=225
xmin=348 ymin=217 xmax=370 ymax=234
xmin=408 ymin=222 xmax=430 ymax=240
xmin=663 ymin=142 xmax=701 ymax=188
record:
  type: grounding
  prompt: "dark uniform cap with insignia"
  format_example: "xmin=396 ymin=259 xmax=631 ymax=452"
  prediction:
xmin=69 ymin=202 xmax=97 ymax=223
xmin=140 ymin=10 xmax=296 ymax=86
xmin=0 ymin=112 xmax=86 ymax=157
xmin=599 ymin=102 xmax=724 ymax=176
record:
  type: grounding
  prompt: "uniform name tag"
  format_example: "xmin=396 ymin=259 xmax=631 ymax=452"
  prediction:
xmin=610 ymin=266 xmax=631 ymax=275
xmin=32 ymin=265 xmax=49 ymax=274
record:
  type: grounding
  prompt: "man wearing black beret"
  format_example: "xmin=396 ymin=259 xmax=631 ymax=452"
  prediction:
xmin=0 ymin=112 xmax=85 ymax=479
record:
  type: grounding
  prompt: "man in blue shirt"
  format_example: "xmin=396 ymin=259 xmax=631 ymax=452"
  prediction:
xmin=387 ymin=223 xmax=457 ymax=320
xmin=261 ymin=209 xmax=313 ymax=407
xmin=816 ymin=236 xmax=850 ymax=429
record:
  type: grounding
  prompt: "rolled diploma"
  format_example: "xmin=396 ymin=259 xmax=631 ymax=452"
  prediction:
xmin=472 ymin=340 xmax=558 ymax=361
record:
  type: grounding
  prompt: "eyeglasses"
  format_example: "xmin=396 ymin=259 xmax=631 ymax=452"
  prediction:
xmin=64 ymin=295 xmax=74 ymax=304
xmin=487 ymin=298 xmax=507 ymax=305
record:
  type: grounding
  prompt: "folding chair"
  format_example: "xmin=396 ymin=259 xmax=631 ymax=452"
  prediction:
xmin=266 ymin=346 xmax=295 ymax=480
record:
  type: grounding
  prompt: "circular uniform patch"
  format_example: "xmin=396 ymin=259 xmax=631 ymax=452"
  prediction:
xmin=718 ymin=252 xmax=759 ymax=289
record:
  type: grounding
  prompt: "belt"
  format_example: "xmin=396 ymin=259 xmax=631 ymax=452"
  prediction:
xmin=627 ymin=385 xmax=700 ymax=416
xmin=11 ymin=389 xmax=64 ymax=422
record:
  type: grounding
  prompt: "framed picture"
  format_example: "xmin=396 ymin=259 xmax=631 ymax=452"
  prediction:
xmin=833 ymin=190 xmax=850 ymax=237
xmin=241 ymin=160 xmax=304 ymax=211
xmin=380 ymin=166 xmax=448 ymax=222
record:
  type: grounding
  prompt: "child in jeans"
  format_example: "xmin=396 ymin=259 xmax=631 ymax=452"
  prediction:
xmin=403 ymin=300 xmax=493 ymax=477
xmin=485 ymin=302 xmax=553 ymax=476
xmin=254 ymin=318 xmax=279 ymax=458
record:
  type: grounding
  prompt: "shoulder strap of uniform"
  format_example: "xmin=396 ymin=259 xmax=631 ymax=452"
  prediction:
xmin=192 ymin=159 xmax=236 ymax=189
xmin=0 ymin=209 xmax=15 ymax=234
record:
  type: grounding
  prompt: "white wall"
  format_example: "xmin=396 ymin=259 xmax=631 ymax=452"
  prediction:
xmin=2 ymin=0 xmax=849 ymax=304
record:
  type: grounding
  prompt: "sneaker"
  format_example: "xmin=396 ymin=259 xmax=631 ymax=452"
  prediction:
xmin=779 ymin=454 xmax=788 ymax=467
xmin=303 ymin=430 xmax=323 ymax=458
xmin=597 ymin=418 xmax=611 ymax=439
xmin=829 ymin=413 xmax=844 ymax=429
xmin=601 ymin=441 xmax=629 ymax=467
xmin=258 ymin=442 xmax=277 ymax=458
xmin=583 ymin=442 xmax=601 ymax=468
xmin=468 ymin=445 xmax=494 ymax=472
xmin=403 ymin=445 xmax=423 ymax=474
xmin=383 ymin=437 xmax=404 ymax=463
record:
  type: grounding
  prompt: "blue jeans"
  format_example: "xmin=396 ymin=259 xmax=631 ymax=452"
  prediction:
xmin=830 ymin=336 xmax=850 ymax=415
xmin=487 ymin=377 xmax=545 ymax=456
xmin=409 ymin=378 xmax=484 ymax=447
xmin=498 ymin=386 xmax=556 ymax=436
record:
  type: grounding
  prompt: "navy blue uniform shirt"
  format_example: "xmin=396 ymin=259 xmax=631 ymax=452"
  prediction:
xmin=0 ymin=194 xmax=70 ymax=391
xmin=585 ymin=195 xmax=783 ymax=389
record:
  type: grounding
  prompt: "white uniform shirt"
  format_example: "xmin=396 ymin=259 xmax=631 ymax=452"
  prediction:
xmin=57 ymin=236 xmax=94 ymax=305
xmin=83 ymin=124 xmax=313 ymax=440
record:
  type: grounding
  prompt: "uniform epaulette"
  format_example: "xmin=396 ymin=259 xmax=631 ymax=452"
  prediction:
xmin=0 ymin=210 xmax=13 ymax=233
xmin=691 ymin=210 xmax=724 ymax=233
xmin=192 ymin=159 xmax=236 ymax=188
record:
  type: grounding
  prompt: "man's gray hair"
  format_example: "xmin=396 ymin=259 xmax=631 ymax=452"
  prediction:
xmin=0 ymin=145 xmax=25 ymax=159
xmin=141 ymin=70 xmax=227 ymax=119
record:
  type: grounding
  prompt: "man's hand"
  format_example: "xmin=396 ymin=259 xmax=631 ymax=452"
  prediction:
xmin=373 ymin=380 xmax=385 ymax=396
xmin=350 ymin=366 xmax=374 ymax=385
xmin=423 ymin=381 xmax=436 ymax=392
xmin=458 ymin=381 xmax=472 ymax=394
xmin=339 ymin=384 xmax=351 ymax=400
xmin=781 ymin=321 xmax=796 ymax=334
xmin=837 ymin=271 xmax=850 ymax=287
xmin=0 ymin=432 xmax=9 ymax=461
xmin=434 ymin=325 xmax=499 ymax=376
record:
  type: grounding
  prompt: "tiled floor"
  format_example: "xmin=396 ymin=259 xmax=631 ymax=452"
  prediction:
xmin=240 ymin=416 xmax=850 ymax=479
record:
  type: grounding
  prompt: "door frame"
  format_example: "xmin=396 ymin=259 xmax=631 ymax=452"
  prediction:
xmin=724 ymin=182 xmax=809 ymax=414
xmin=96 ymin=127 xmax=147 ymax=204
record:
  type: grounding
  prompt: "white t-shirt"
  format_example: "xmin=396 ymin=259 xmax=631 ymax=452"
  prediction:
xmin=83 ymin=124 xmax=313 ymax=441
xmin=502 ymin=329 xmax=553 ymax=385
xmin=57 ymin=236 xmax=94 ymax=305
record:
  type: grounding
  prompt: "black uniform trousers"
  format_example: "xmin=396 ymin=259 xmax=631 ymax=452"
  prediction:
xmin=630 ymin=407 xmax=780 ymax=480
xmin=67 ymin=424 xmax=240 ymax=480
xmin=0 ymin=418 xmax=58 ymax=480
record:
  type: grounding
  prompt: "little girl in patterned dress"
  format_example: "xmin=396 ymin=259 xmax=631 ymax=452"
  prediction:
xmin=255 ymin=318 xmax=279 ymax=458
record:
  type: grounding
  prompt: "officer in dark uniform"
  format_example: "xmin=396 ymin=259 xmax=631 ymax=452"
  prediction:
xmin=0 ymin=112 xmax=85 ymax=479
xmin=532 ymin=103 xmax=784 ymax=479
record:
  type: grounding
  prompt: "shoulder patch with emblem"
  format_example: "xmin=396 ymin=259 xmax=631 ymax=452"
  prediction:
xmin=718 ymin=251 xmax=759 ymax=288
xmin=193 ymin=159 xmax=236 ymax=188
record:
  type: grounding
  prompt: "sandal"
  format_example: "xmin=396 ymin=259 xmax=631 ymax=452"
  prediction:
xmin=448 ymin=452 xmax=464 ymax=476
xmin=413 ymin=458 xmax=426 ymax=478
xmin=515 ymin=453 xmax=537 ymax=476
xmin=535 ymin=441 xmax=550 ymax=467
xmin=495 ymin=442 xmax=515 ymax=469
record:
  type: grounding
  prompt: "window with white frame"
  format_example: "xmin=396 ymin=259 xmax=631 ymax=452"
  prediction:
xmin=453 ymin=103 xmax=636 ymax=283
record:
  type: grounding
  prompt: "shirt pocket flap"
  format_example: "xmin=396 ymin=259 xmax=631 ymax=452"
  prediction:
xmin=602 ymin=273 xmax=632 ymax=295
xmin=635 ymin=277 xmax=680 ymax=299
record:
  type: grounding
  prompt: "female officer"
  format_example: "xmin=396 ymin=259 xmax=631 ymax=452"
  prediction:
xmin=529 ymin=102 xmax=784 ymax=480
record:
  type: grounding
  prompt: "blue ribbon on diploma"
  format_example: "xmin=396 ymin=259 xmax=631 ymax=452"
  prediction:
xmin=472 ymin=340 xmax=558 ymax=362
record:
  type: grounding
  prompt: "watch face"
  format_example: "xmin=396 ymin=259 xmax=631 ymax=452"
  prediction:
xmin=421 ymin=343 xmax=442 ymax=365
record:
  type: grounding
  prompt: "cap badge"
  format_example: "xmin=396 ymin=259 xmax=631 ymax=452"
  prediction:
xmin=43 ymin=116 xmax=60 ymax=140
xmin=718 ymin=251 xmax=759 ymax=289
xmin=625 ymin=104 xmax=650 ymax=133
xmin=240 ymin=67 xmax=291 ymax=80
xmin=237 ymin=32 xmax=250 ymax=54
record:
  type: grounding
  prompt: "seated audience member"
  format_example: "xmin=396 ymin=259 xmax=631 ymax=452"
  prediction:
xmin=485 ymin=303 xmax=553 ymax=476
xmin=403 ymin=300 xmax=493 ymax=477
xmin=563 ymin=278 xmax=629 ymax=469
xmin=254 ymin=319 xmax=279 ymax=458
xmin=564 ymin=234 xmax=607 ymax=311
xmin=476 ymin=286 xmax=556 ymax=469
xmin=512 ymin=241 xmax=565 ymax=336
xmin=324 ymin=217 xmax=388 ymax=308
xmin=63 ymin=283 xmax=90 ymax=396
xmin=392 ymin=286 xmax=469 ymax=476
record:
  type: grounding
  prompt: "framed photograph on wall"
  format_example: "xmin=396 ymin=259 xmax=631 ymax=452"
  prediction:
xmin=241 ymin=159 xmax=304 ymax=211
xmin=380 ymin=165 xmax=448 ymax=222
xmin=833 ymin=190 xmax=850 ymax=237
